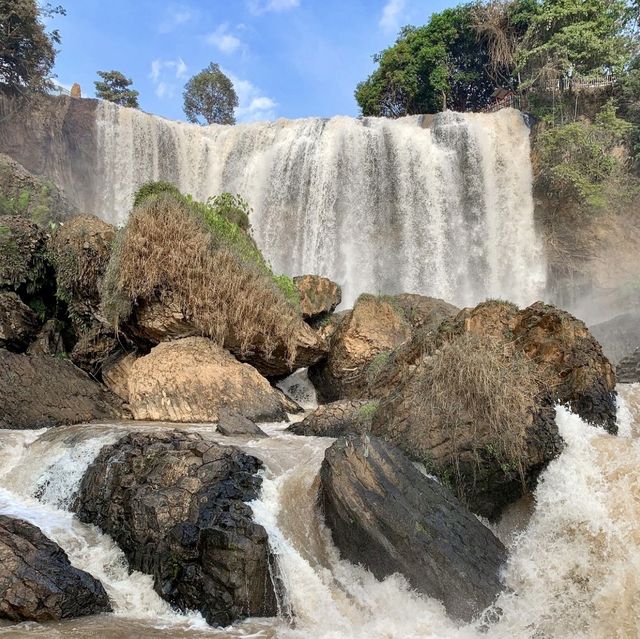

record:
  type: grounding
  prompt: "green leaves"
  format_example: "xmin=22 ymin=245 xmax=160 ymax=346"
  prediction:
xmin=94 ymin=70 xmax=139 ymax=108
xmin=183 ymin=63 xmax=238 ymax=126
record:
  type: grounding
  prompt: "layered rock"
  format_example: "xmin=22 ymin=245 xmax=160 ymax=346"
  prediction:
xmin=27 ymin=319 xmax=66 ymax=357
xmin=102 ymin=352 xmax=138 ymax=402
xmin=294 ymin=275 xmax=342 ymax=321
xmin=75 ymin=431 xmax=277 ymax=626
xmin=0 ymin=350 xmax=123 ymax=429
xmin=617 ymin=347 xmax=640 ymax=383
xmin=70 ymin=325 xmax=122 ymax=378
xmin=309 ymin=294 xmax=413 ymax=402
xmin=288 ymin=399 xmax=375 ymax=437
xmin=320 ymin=435 xmax=506 ymax=622
xmin=127 ymin=337 xmax=291 ymax=422
xmin=0 ymin=515 xmax=111 ymax=622
xmin=0 ymin=292 xmax=38 ymax=351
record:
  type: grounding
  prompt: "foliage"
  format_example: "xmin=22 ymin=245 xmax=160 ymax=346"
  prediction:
xmin=0 ymin=184 xmax=57 ymax=225
xmin=272 ymin=274 xmax=300 ymax=308
xmin=206 ymin=192 xmax=252 ymax=230
xmin=132 ymin=181 xmax=181 ymax=208
xmin=94 ymin=70 xmax=139 ymax=108
xmin=536 ymin=100 xmax=634 ymax=210
xmin=102 ymin=193 xmax=301 ymax=362
xmin=0 ymin=217 xmax=49 ymax=294
xmin=183 ymin=63 xmax=238 ymax=125
xmin=0 ymin=0 xmax=65 ymax=94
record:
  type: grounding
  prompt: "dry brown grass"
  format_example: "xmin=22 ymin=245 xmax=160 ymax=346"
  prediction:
xmin=102 ymin=195 xmax=300 ymax=363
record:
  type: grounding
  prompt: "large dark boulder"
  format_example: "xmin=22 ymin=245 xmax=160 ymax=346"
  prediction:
xmin=288 ymin=399 xmax=375 ymax=437
xmin=75 ymin=431 xmax=277 ymax=627
xmin=0 ymin=349 xmax=124 ymax=429
xmin=0 ymin=291 xmax=38 ymax=352
xmin=320 ymin=435 xmax=506 ymax=622
xmin=0 ymin=515 xmax=111 ymax=622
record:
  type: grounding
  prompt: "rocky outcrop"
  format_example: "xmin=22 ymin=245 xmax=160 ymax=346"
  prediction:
xmin=0 ymin=153 xmax=74 ymax=223
xmin=388 ymin=294 xmax=459 ymax=331
xmin=320 ymin=435 xmax=506 ymax=622
xmin=288 ymin=399 xmax=375 ymax=437
xmin=75 ymin=431 xmax=277 ymax=626
xmin=49 ymin=214 xmax=115 ymax=330
xmin=102 ymin=352 xmax=138 ymax=402
xmin=0 ymin=350 xmax=124 ymax=429
xmin=590 ymin=311 xmax=640 ymax=365
xmin=127 ymin=337 xmax=291 ymax=423
xmin=70 ymin=325 xmax=123 ymax=378
xmin=309 ymin=294 xmax=413 ymax=402
xmin=617 ymin=348 xmax=640 ymax=383
xmin=0 ymin=292 xmax=38 ymax=351
xmin=294 ymin=275 xmax=342 ymax=320
xmin=0 ymin=515 xmax=111 ymax=622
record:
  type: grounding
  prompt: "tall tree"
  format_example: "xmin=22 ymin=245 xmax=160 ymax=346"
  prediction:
xmin=94 ymin=70 xmax=139 ymax=108
xmin=0 ymin=0 xmax=65 ymax=94
xmin=183 ymin=63 xmax=238 ymax=125
xmin=355 ymin=5 xmax=498 ymax=116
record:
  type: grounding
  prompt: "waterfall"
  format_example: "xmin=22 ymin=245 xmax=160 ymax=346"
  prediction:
xmin=95 ymin=103 xmax=545 ymax=307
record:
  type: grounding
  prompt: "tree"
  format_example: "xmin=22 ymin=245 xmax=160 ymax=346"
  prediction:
xmin=183 ymin=63 xmax=238 ymax=125
xmin=355 ymin=5 xmax=502 ymax=116
xmin=94 ymin=70 xmax=139 ymax=108
xmin=0 ymin=0 xmax=65 ymax=94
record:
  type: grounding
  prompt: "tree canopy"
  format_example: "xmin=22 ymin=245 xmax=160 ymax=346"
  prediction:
xmin=94 ymin=70 xmax=139 ymax=108
xmin=183 ymin=63 xmax=238 ymax=125
xmin=0 ymin=0 xmax=65 ymax=94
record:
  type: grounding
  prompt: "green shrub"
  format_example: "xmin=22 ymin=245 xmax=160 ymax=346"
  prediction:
xmin=132 ymin=181 xmax=182 ymax=208
xmin=206 ymin=192 xmax=252 ymax=231
xmin=272 ymin=274 xmax=301 ymax=309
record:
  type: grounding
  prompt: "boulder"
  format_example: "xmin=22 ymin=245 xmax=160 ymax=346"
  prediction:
xmin=0 ymin=515 xmax=111 ymax=622
xmin=617 ymin=347 xmax=640 ymax=383
xmin=320 ymin=435 xmax=506 ymax=622
xmin=288 ymin=399 xmax=376 ymax=437
xmin=0 ymin=349 xmax=124 ymax=429
xmin=102 ymin=352 xmax=138 ymax=402
xmin=27 ymin=319 xmax=66 ymax=357
xmin=127 ymin=337 xmax=291 ymax=423
xmin=308 ymin=294 xmax=413 ymax=402
xmin=388 ymin=294 xmax=459 ymax=331
xmin=293 ymin=275 xmax=342 ymax=320
xmin=49 ymin=214 xmax=115 ymax=330
xmin=0 ymin=292 xmax=38 ymax=352
xmin=75 ymin=431 xmax=277 ymax=626
xmin=217 ymin=409 xmax=267 ymax=437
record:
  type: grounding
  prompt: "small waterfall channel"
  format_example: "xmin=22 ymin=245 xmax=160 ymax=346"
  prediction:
xmin=0 ymin=379 xmax=639 ymax=638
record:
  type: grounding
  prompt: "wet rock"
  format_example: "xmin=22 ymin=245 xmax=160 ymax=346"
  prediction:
xmin=293 ymin=275 xmax=342 ymax=321
xmin=75 ymin=431 xmax=277 ymax=626
xmin=0 ymin=349 xmax=124 ymax=429
xmin=288 ymin=399 xmax=375 ymax=437
xmin=617 ymin=347 xmax=640 ymax=383
xmin=320 ymin=435 xmax=506 ymax=622
xmin=309 ymin=294 xmax=412 ymax=402
xmin=0 ymin=515 xmax=111 ymax=622
xmin=127 ymin=337 xmax=291 ymax=423
xmin=27 ymin=319 xmax=66 ymax=357
xmin=0 ymin=291 xmax=38 ymax=352
xmin=217 ymin=409 xmax=267 ymax=437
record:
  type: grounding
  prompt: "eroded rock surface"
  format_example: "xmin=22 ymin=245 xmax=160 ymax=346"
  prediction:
xmin=0 ymin=291 xmax=38 ymax=352
xmin=75 ymin=431 xmax=277 ymax=626
xmin=0 ymin=515 xmax=111 ymax=622
xmin=288 ymin=399 xmax=374 ymax=437
xmin=294 ymin=275 xmax=342 ymax=320
xmin=617 ymin=347 xmax=640 ymax=383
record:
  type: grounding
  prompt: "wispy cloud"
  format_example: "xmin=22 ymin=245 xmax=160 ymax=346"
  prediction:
xmin=207 ymin=23 xmax=243 ymax=54
xmin=227 ymin=72 xmax=278 ymax=122
xmin=379 ymin=0 xmax=406 ymax=34
xmin=248 ymin=0 xmax=300 ymax=16
xmin=158 ymin=4 xmax=192 ymax=34
xmin=150 ymin=58 xmax=188 ymax=99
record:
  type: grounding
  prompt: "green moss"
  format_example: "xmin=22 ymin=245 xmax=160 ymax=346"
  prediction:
xmin=132 ymin=181 xmax=182 ymax=208
xmin=357 ymin=400 xmax=380 ymax=422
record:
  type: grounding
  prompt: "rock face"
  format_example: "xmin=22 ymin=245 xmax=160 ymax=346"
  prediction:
xmin=0 ymin=515 xmax=111 ymax=622
xmin=294 ymin=275 xmax=342 ymax=320
xmin=127 ymin=337 xmax=290 ymax=423
xmin=0 ymin=292 xmax=38 ymax=351
xmin=75 ymin=431 xmax=277 ymax=626
xmin=70 ymin=325 xmax=122 ymax=378
xmin=590 ymin=311 xmax=640 ymax=365
xmin=27 ymin=319 xmax=66 ymax=357
xmin=101 ymin=352 xmax=138 ymax=402
xmin=617 ymin=348 xmax=640 ymax=383
xmin=309 ymin=294 xmax=413 ymax=402
xmin=320 ymin=435 xmax=506 ymax=622
xmin=0 ymin=350 xmax=123 ymax=429
xmin=288 ymin=399 xmax=375 ymax=437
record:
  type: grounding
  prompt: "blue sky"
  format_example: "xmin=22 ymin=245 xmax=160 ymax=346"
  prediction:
xmin=48 ymin=0 xmax=457 ymax=123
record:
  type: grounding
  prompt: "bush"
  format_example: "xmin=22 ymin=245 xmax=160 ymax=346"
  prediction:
xmin=102 ymin=194 xmax=301 ymax=360
xmin=132 ymin=181 xmax=181 ymax=209
xmin=206 ymin=192 xmax=252 ymax=231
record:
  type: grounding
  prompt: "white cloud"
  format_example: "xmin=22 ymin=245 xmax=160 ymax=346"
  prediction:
xmin=379 ymin=0 xmax=406 ymax=33
xmin=207 ymin=23 xmax=242 ymax=54
xmin=227 ymin=72 xmax=278 ymax=122
xmin=248 ymin=0 xmax=300 ymax=16
xmin=158 ymin=5 xmax=192 ymax=34
xmin=149 ymin=58 xmax=188 ymax=100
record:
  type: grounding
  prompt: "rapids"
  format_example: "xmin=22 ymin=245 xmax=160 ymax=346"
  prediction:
xmin=0 ymin=382 xmax=638 ymax=638
xmin=95 ymin=105 xmax=545 ymax=307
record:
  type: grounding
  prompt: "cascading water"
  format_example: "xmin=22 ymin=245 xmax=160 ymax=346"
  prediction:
xmin=95 ymin=103 xmax=545 ymax=307
xmin=0 ymin=384 xmax=639 ymax=638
